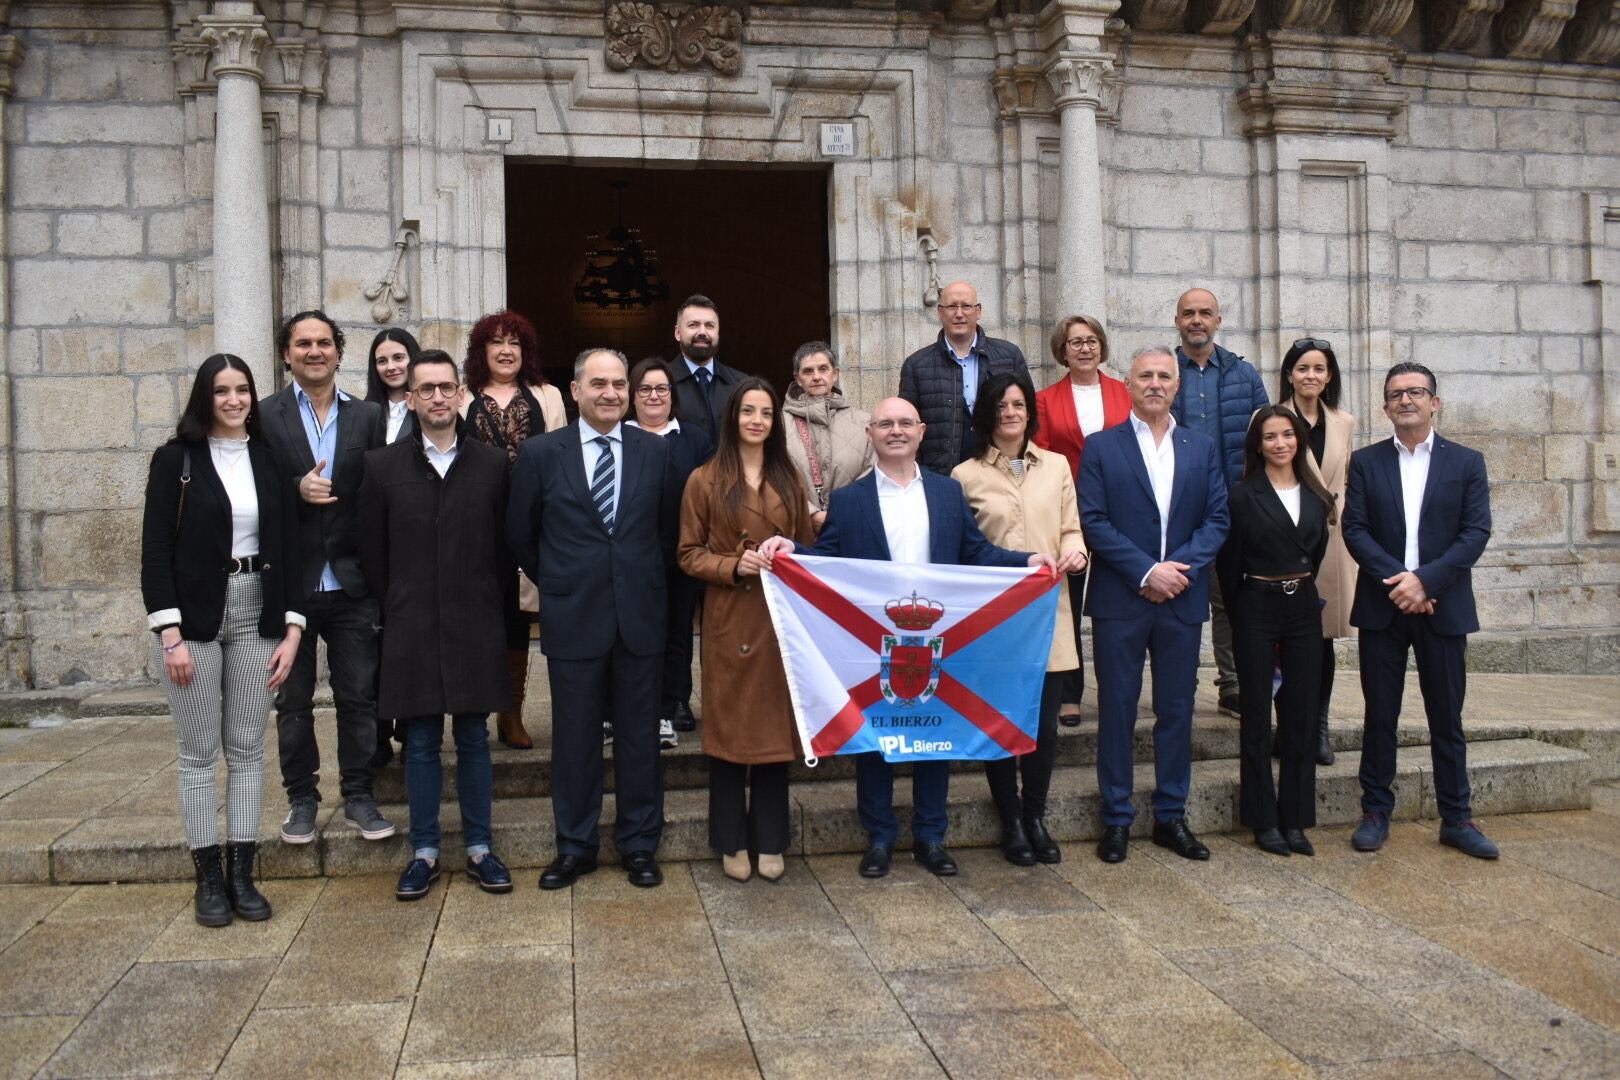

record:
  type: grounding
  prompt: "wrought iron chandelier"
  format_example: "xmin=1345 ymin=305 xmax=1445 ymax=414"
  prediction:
xmin=573 ymin=180 xmax=670 ymax=310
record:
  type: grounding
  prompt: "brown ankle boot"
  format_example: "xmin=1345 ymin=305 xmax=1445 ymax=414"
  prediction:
xmin=496 ymin=649 xmax=533 ymax=749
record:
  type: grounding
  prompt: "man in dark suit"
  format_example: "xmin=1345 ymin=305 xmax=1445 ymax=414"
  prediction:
xmin=669 ymin=294 xmax=744 ymax=445
xmin=758 ymin=397 xmax=1050 ymax=879
xmin=507 ymin=347 xmax=681 ymax=889
xmin=1079 ymin=346 xmax=1229 ymax=864
xmin=1342 ymin=362 xmax=1496 ymax=859
xmin=259 ymin=310 xmax=392 ymax=846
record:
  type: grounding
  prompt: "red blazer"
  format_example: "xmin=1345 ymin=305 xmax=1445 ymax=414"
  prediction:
xmin=1034 ymin=371 xmax=1133 ymax=481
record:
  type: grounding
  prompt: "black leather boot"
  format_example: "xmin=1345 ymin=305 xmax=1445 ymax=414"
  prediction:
xmin=1000 ymin=816 xmax=1037 ymax=866
xmin=225 ymin=841 xmax=272 ymax=922
xmin=1023 ymin=814 xmax=1061 ymax=864
xmin=191 ymin=846 xmax=232 ymax=927
xmin=1316 ymin=707 xmax=1335 ymax=767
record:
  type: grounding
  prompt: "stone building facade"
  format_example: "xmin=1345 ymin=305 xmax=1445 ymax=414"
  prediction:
xmin=0 ymin=0 xmax=1616 ymax=687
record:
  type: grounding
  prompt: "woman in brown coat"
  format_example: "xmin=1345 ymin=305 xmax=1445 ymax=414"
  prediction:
xmin=678 ymin=377 xmax=814 ymax=883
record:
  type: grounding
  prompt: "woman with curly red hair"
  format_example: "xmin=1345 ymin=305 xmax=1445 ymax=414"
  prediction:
xmin=460 ymin=309 xmax=567 ymax=749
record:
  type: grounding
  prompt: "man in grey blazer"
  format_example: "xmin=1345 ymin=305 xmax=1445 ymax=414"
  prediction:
xmin=259 ymin=310 xmax=392 ymax=846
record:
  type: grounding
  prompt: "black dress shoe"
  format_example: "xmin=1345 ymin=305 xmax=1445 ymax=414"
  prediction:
xmin=1096 ymin=825 xmax=1129 ymax=863
xmin=1058 ymin=710 xmax=1082 ymax=728
xmin=538 ymin=853 xmax=598 ymax=890
xmin=1253 ymin=827 xmax=1291 ymax=857
xmin=999 ymin=818 xmax=1037 ymax=866
xmin=913 ymin=842 xmax=958 ymax=876
xmin=1282 ymin=828 xmax=1315 ymax=856
xmin=1151 ymin=819 xmax=1211 ymax=860
xmin=623 ymin=850 xmax=663 ymax=888
xmin=859 ymin=844 xmax=892 ymax=878
xmin=1024 ymin=815 xmax=1061 ymax=864
xmin=669 ymin=702 xmax=697 ymax=733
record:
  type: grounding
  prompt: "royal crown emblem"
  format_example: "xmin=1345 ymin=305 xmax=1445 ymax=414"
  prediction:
xmin=880 ymin=591 xmax=945 ymax=706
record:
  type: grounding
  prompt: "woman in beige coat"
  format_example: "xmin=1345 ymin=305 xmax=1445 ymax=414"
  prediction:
xmin=679 ymin=377 xmax=816 ymax=883
xmin=1277 ymin=337 xmax=1356 ymax=767
xmin=782 ymin=341 xmax=874 ymax=528
xmin=952 ymin=373 xmax=1088 ymax=865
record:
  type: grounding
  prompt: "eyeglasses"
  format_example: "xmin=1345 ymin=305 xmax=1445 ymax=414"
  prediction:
xmin=635 ymin=385 xmax=672 ymax=398
xmin=941 ymin=303 xmax=980 ymax=314
xmin=1066 ymin=337 xmax=1101 ymax=350
xmin=869 ymin=418 xmax=919 ymax=432
xmin=1384 ymin=386 xmax=1434 ymax=403
xmin=1292 ymin=337 xmax=1333 ymax=352
xmin=412 ymin=382 xmax=460 ymax=400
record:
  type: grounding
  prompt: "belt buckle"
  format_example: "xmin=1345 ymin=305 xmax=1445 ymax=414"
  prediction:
xmin=230 ymin=557 xmax=246 ymax=575
xmin=1282 ymin=578 xmax=1300 ymax=595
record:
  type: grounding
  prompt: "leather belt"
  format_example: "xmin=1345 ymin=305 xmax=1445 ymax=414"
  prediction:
xmin=1243 ymin=575 xmax=1308 ymax=595
xmin=227 ymin=555 xmax=263 ymax=574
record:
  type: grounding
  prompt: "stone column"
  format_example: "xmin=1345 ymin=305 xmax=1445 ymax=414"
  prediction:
xmin=1038 ymin=0 xmax=1119 ymax=320
xmin=198 ymin=5 xmax=273 ymax=385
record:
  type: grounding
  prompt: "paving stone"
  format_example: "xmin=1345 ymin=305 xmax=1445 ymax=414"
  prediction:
xmin=577 ymin=978 xmax=754 ymax=1079
xmin=0 ymin=720 xmax=133 ymax=763
xmin=720 ymin=932 xmax=910 ymax=1039
xmin=0 ymin=884 xmax=71 ymax=949
xmin=259 ymin=918 xmax=433 ymax=1007
xmin=0 ymin=770 xmax=135 ymax=821
xmin=0 ymin=818 xmax=76 ymax=882
xmin=1053 ymin=847 xmax=1272 ymax=950
xmin=0 ymin=1015 xmax=79 ymax=1080
xmin=431 ymin=870 xmax=570 ymax=949
xmin=1425 ymin=738 xmax=1593 ymax=819
xmin=1451 ymin=866 xmax=1620 ymax=955
xmin=1315 ymin=1050 xmax=1508 ymax=1079
xmin=0 ymin=918 xmax=154 ymax=1014
xmin=884 ymin=963 xmax=1063 ymax=1015
xmin=1148 ymin=834 xmax=1334 ymax=904
xmin=401 ymin=946 xmax=574 ymax=1064
xmin=911 ymin=1006 xmax=1130 ymax=1078
xmin=1503 ymin=837 xmax=1620 ymax=899
xmin=1384 ymin=975 xmax=1620 ymax=1079
xmin=1277 ymin=844 xmax=1508 ymax=929
xmin=691 ymin=858 xmax=849 ymax=937
xmin=51 ymin=815 xmax=193 ymax=883
xmin=819 ymin=876 xmax=1012 ymax=972
xmin=395 ymin=1059 xmax=577 ymax=1079
xmin=573 ymin=867 xmax=727 ymax=989
xmin=1419 ymin=917 xmax=1620 ymax=1031
xmin=754 ymin=1032 xmax=945 ymax=1080
xmin=1089 ymin=1004 xmax=1312 ymax=1078
xmin=218 ymin=1001 xmax=411 ymax=1079
xmin=40 ymin=958 xmax=274 ymax=1077
xmin=937 ymin=848 xmax=1099 ymax=917
xmin=0 ymin=762 xmax=55 ymax=798
xmin=142 ymin=878 xmax=323 ymax=962
xmin=44 ymin=881 xmax=190 ymax=923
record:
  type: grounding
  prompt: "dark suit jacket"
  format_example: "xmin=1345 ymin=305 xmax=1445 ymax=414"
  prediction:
xmin=506 ymin=422 xmax=681 ymax=660
xmin=1341 ymin=433 xmax=1491 ymax=636
xmin=259 ymin=386 xmax=385 ymax=599
xmin=1077 ymin=419 xmax=1230 ymax=625
xmin=1215 ymin=472 xmax=1330 ymax=609
xmin=806 ymin=468 xmax=1029 ymax=567
xmin=671 ymin=357 xmax=745 ymax=444
xmin=140 ymin=438 xmax=303 ymax=642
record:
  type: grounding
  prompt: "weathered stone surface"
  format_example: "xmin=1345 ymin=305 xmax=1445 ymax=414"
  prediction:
xmin=14 ymin=260 xmax=172 ymax=326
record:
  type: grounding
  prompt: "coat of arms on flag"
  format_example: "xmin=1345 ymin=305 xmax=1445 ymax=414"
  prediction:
xmin=761 ymin=554 xmax=1060 ymax=764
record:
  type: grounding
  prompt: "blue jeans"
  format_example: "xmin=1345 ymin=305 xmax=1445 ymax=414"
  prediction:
xmin=401 ymin=713 xmax=493 ymax=861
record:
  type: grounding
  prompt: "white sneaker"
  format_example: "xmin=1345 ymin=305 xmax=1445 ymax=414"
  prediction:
xmin=659 ymin=718 xmax=678 ymax=750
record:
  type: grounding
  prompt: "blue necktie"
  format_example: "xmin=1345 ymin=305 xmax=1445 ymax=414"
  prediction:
xmin=590 ymin=435 xmax=615 ymax=533
xmin=695 ymin=366 xmax=715 ymax=432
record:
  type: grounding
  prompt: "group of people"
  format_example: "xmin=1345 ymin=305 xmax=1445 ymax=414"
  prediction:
xmin=141 ymin=282 xmax=1498 ymax=928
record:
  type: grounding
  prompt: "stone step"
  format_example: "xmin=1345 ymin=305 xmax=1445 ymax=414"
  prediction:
xmin=38 ymin=737 xmax=1590 ymax=884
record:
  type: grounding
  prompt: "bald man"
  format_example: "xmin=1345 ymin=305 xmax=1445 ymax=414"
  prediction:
xmin=899 ymin=281 xmax=1030 ymax=475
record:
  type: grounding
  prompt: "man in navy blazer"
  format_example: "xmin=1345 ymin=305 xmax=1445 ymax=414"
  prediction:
xmin=1341 ymin=362 xmax=1496 ymax=859
xmin=759 ymin=397 xmax=1051 ymax=879
xmin=507 ymin=348 xmax=682 ymax=889
xmin=1079 ymin=346 xmax=1229 ymax=864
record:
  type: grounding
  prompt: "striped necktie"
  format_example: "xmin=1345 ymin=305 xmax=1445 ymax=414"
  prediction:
xmin=590 ymin=435 xmax=615 ymax=533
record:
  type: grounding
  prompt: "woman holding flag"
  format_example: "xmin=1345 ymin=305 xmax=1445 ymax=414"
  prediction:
xmin=678 ymin=378 xmax=815 ymax=883
xmin=953 ymin=373 xmax=1088 ymax=865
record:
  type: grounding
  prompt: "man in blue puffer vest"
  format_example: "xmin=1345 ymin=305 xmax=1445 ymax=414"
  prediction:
xmin=1169 ymin=287 xmax=1269 ymax=716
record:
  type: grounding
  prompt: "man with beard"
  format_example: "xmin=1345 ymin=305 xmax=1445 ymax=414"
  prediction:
xmin=670 ymin=294 xmax=744 ymax=446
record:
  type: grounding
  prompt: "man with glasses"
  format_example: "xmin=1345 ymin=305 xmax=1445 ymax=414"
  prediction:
xmin=359 ymin=350 xmax=515 ymax=899
xmin=899 ymin=281 xmax=1030 ymax=475
xmin=1168 ymin=288 xmax=1269 ymax=716
xmin=1341 ymin=362 xmax=1497 ymax=859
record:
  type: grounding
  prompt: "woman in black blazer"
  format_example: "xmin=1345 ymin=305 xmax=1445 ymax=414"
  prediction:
xmin=141 ymin=354 xmax=305 ymax=927
xmin=1216 ymin=405 xmax=1333 ymax=858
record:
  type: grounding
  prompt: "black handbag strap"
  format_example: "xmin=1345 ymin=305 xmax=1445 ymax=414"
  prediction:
xmin=174 ymin=447 xmax=191 ymax=537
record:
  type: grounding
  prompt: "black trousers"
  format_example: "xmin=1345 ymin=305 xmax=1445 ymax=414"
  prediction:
xmin=707 ymin=758 xmax=790 ymax=855
xmin=1233 ymin=584 xmax=1321 ymax=830
xmin=1358 ymin=614 xmax=1472 ymax=824
xmin=276 ymin=590 xmax=379 ymax=804
xmin=984 ymin=670 xmax=1063 ymax=820
xmin=1058 ymin=571 xmax=1087 ymax=706
xmin=547 ymin=638 xmax=664 ymax=856
xmin=661 ymin=572 xmax=703 ymax=716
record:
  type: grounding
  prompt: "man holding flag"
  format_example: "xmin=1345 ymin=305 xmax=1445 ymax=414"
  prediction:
xmin=758 ymin=398 xmax=1061 ymax=879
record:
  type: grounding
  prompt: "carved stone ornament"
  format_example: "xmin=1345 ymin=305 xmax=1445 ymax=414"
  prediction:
xmin=605 ymin=2 xmax=742 ymax=76
xmin=1120 ymin=0 xmax=1192 ymax=31
xmin=1268 ymin=0 xmax=1339 ymax=31
xmin=1562 ymin=0 xmax=1620 ymax=61
xmin=992 ymin=66 xmax=1048 ymax=120
xmin=1349 ymin=0 xmax=1415 ymax=35
xmin=0 ymin=34 xmax=21 ymax=98
xmin=1045 ymin=54 xmax=1114 ymax=109
xmin=1189 ymin=0 xmax=1260 ymax=33
xmin=197 ymin=16 xmax=270 ymax=81
xmin=1495 ymin=0 xmax=1576 ymax=56
xmin=1422 ymin=0 xmax=1508 ymax=51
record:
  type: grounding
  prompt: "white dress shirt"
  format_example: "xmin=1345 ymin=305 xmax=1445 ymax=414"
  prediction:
xmin=1129 ymin=411 xmax=1177 ymax=565
xmin=1070 ymin=381 xmax=1106 ymax=437
xmin=386 ymin=399 xmax=410 ymax=443
xmin=423 ymin=435 xmax=458 ymax=478
xmin=579 ymin=418 xmax=624 ymax=518
xmin=1274 ymin=483 xmax=1301 ymax=526
xmin=1395 ymin=430 xmax=1435 ymax=571
xmin=875 ymin=464 xmax=930 ymax=564
xmin=209 ymin=436 xmax=259 ymax=558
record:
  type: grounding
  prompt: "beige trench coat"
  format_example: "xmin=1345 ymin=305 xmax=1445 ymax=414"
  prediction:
xmin=1280 ymin=400 xmax=1357 ymax=640
xmin=782 ymin=384 xmax=875 ymax=511
xmin=952 ymin=444 xmax=1086 ymax=671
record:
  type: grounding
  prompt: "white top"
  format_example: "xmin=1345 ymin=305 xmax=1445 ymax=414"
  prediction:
xmin=209 ymin=436 xmax=259 ymax=558
xmin=1396 ymin=430 xmax=1434 ymax=572
xmin=874 ymin=464 xmax=930 ymax=564
xmin=579 ymin=418 xmax=623 ymax=517
xmin=625 ymin=417 xmax=681 ymax=436
xmin=1129 ymin=412 xmax=1177 ymax=567
xmin=1070 ymin=381 xmax=1106 ymax=437
xmin=423 ymin=435 xmax=458 ymax=478
xmin=386 ymin=399 xmax=410 ymax=443
xmin=1274 ymin=483 xmax=1301 ymax=526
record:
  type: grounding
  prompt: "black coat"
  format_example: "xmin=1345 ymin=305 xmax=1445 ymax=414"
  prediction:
xmin=1216 ymin=472 xmax=1330 ymax=610
xmin=898 ymin=331 xmax=1029 ymax=475
xmin=259 ymin=387 xmax=386 ymax=599
xmin=671 ymin=358 xmax=745 ymax=444
xmin=140 ymin=439 xmax=303 ymax=642
xmin=359 ymin=432 xmax=513 ymax=718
